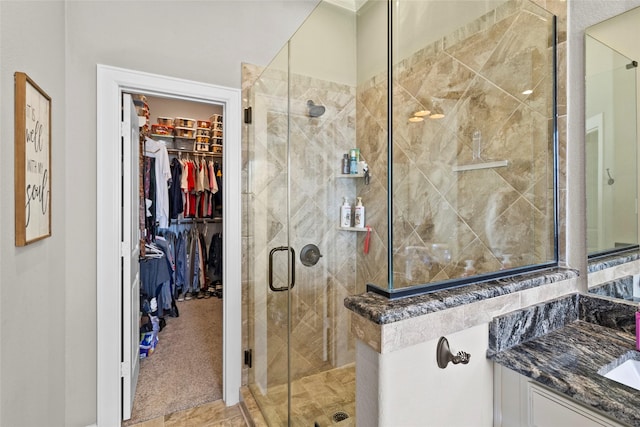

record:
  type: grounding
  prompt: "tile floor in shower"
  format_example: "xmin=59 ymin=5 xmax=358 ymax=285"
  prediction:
xmin=248 ymin=364 xmax=355 ymax=426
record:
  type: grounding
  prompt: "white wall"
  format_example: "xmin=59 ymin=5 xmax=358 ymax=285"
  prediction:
xmin=356 ymin=324 xmax=493 ymax=427
xmin=378 ymin=324 xmax=493 ymax=427
xmin=0 ymin=1 xmax=67 ymax=426
xmin=290 ymin=1 xmax=357 ymax=86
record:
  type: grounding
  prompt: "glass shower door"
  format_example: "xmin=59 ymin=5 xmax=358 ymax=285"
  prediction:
xmin=245 ymin=43 xmax=294 ymax=425
xmin=245 ymin=4 xmax=359 ymax=422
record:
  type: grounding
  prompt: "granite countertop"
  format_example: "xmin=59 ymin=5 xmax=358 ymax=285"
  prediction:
xmin=344 ymin=267 xmax=577 ymax=324
xmin=490 ymin=315 xmax=640 ymax=426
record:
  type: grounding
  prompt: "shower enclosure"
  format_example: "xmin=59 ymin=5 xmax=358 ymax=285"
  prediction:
xmin=242 ymin=0 xmax=557 ymax=424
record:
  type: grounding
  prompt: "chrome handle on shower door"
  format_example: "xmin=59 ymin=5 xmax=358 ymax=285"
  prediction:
xmin=268 ymin=246 xmax=296 ymax=292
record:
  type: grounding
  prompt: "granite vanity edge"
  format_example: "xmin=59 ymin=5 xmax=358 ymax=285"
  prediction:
xmin=578 ymin=294 xmax=637 ymax=334
xmin=344 ymin=267 xmax=578 ymax=325
xmin=588 ymin=250 xmax=640 ymax=273
xmin=589 ymin=275 xmax=634 ymax=299
xmin=487 ymin=293 xmax=637 ymax=354
xmin=487 ymin=293 xmax=579 ymax=354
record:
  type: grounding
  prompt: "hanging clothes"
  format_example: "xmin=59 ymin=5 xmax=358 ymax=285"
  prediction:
xmin=169 ymin=158 xmax=184 ymax=220
xmin=213 ymin=162 xmax=222 ymax=217
xmin=145 ymin=137 xmax=172 ymax=229
xmin=175 ymin=230 xmax=187 ymax=292
xmin=143 ymin=156 xmax=156 ymax=241
xmin=208 ymin=232 xmax=223 ymax=279
xmin=185 ymin=159 xmax=197 ymax=218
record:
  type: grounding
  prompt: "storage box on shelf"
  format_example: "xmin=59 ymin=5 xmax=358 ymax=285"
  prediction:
xmin=209 ymin=114 xmax=223 ymax=150
xmin=147 ymin=112 xmax=223 ymax=156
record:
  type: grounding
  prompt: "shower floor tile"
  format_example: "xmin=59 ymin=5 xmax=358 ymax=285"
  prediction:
xmin=248 ymin=364 xmax=356 ymax=427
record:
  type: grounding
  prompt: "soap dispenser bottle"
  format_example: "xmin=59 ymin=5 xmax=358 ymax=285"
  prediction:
xmin=340 ymin=197 xmax=352 ymax=228
xmin=354 ymin=197 xmax=365 ymax=228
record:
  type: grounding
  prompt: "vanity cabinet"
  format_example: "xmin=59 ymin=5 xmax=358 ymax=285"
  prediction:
xmin=494 ymin=365 xmax=627 ymax=427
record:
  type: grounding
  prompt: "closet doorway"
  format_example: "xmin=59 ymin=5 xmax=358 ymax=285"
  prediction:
xmin=125 ymin=94 xmax=225 ymax=424
xmin=96 ymin=65 xmax=242 ymax=427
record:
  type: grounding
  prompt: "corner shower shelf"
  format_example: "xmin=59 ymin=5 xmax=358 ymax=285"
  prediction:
xmin=338 ymin=226 xmax=369 ymax=232
xmin=452 ymin=160 xmax=508 ymax=172
xmin=336 ymin=172 xmax=365 ymax=178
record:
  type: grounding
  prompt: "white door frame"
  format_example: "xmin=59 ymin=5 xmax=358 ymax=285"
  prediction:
xmin=96 ymin=64 xmax=242 ymax=427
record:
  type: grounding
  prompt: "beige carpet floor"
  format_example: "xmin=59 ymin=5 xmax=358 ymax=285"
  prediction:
xmin=123 ymin=296 xmax=223 ymax=426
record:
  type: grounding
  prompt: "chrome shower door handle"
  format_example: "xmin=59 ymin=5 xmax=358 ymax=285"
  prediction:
xmin=268 ymin=246 xmax=296 ymax=292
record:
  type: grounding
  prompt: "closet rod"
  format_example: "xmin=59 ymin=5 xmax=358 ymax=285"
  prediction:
xmin=167 ymin=148 xmax=222 ymax=158
xmin=172 ymin=217 xmax=222 ymax=224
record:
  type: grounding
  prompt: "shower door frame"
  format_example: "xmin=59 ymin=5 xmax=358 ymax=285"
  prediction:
xmin=245 ymin=58 xmax=297 ymax=425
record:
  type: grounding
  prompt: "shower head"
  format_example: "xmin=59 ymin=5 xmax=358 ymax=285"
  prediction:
xmin=307 ymin=100 xmax=326 ymax=118
xmin=626 ymin=60 xmax=638 ymax=70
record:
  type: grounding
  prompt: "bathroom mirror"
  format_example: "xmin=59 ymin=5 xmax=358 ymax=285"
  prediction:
xmin=585 ymin=7 xmax=640 ymax=258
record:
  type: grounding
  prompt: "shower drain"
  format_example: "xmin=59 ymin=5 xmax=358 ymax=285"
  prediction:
xmin=332 ymin=411 xmax=350 ymax=422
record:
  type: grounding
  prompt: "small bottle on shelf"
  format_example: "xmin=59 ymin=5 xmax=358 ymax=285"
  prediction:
xmin=342 ymin=153 xmax=350 ymax=174
xmin=354 ymin=197 xmax=365 ymax=228
xmin=349 ymin=149 xmax=358 ymax=174
xmin=340 ymin=197 xmax=352 ymax=228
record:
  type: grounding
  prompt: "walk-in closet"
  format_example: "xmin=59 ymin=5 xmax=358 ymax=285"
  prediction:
xmin=123 ymin=93 xmax=224 ymax=425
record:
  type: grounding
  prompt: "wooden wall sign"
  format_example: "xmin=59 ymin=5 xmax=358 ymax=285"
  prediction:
xmin=14 ymin=72 xmax=51 ymax=246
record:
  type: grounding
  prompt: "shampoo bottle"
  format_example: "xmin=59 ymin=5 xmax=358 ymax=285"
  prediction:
xmin=354 ymin=197 xmax=365 ymax=228
xmin=350 ymin=149 xmax=358 ymax=175
xmin=341 ymin=153 xmax=350 ymax=174
xmin=340 ymin=197 xmax=352 ymax=228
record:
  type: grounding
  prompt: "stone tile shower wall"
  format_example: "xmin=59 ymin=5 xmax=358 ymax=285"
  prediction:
xmin=240 ymin=0 xmax=568 ymax=387
xmin=242 ymin=63 xmax=358 ymax=389
xmin=357 ymin=0 xmax=564 ymax=289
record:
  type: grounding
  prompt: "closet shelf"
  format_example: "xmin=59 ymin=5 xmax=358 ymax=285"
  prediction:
xmin=451 ymin=160 xmax=508 ymax=172
xmin=167 ymin=148 xmax=222 ymax=157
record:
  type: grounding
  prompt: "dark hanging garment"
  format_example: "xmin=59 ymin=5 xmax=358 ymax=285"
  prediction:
xmin=199 ymin=232 xmax=208 ymax=267
xmin=169 ymin=158 xmax=183 ymax=219
xmin=208 ymin=233 xmax=223 ymax=278
xmin=144 ymin=156 xmax=157 ymax=241
xmin=213 ymin=162 xmax=223 ymax=216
